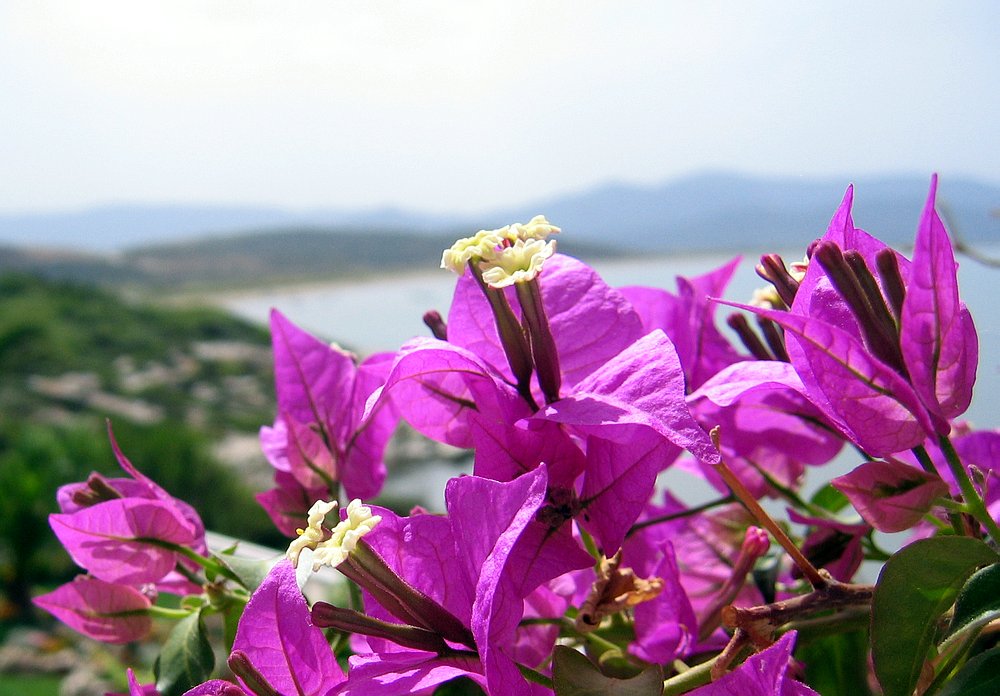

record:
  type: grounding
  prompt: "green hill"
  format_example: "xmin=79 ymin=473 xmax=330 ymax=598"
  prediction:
xmin=2 ymin=227 xmax=625 ymax=293
xmin=0 ymin=272 xmax=285 ymax=624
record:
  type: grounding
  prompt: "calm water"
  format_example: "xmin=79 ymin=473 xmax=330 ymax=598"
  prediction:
xmin=220 ymin=251 xmax=1000 ymax=430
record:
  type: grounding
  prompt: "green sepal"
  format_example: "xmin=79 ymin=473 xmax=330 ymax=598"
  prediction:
xmin=810 ymin=482 xmax=851 ymax=513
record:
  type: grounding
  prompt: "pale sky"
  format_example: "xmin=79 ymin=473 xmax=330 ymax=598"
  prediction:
xmin=1 ymin=1 xmax=997 ymax=214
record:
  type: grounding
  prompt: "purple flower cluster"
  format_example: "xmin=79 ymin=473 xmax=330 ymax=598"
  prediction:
xmin=35 ymin=179 xmax=999 ymax=695
xmin=35 ymin=427 xmax=207 ymax=644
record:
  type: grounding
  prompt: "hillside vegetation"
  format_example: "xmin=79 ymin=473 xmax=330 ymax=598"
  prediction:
xmin=0 ymin=272 xmax=284 ymax=624
xmin=1 ymin=227 xmax=624 ymax=293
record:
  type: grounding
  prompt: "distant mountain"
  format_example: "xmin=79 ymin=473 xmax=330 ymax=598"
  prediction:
xmin=0 ymin=203 xmax=470 ymax=252
xmin=1 ymin=172 xmax=997 ymax=254
xmin=489 ymin=172 xmax=1000 ymax=252
xmin=0 ymin=228 xmax=624 ymax=291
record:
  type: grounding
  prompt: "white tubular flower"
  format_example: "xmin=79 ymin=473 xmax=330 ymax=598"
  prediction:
xmin=310 ymin=499 xmax=382 ymax=571
xmin=441 ymin=216 xmax=559 ymax=276
xmin=287 ymin=499 xmax=339 ymax=568
xmin=441 ymin=228 xmax=507 ymax=275
xmin=512 ymin=215 xmax=560 ymax=241
xmin=480 ymin=238 xmax=556 ymax=288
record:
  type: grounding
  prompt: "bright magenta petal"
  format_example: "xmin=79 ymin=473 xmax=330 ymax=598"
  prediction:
xmin=900 ymin=175 xmax=977 ymax=425
xmin=232 ymin=560 xmax=344 ymax=695
xmin=723 ymin=301 xmax=933 ymax=457
xmin=629 ymin=542 xmax=697 ymax=663
xmin=690 ymin=631 xmax=818 ymax=695
xmin=374 ymin=337 xmax=529 ymax=448
xmin=33 ymin=576 xmax=152 ymax=644
xmin=833 ymin=459 xmax=950 ymax=533
xmin=339 ymin=652 xmax=485 ymax=696
xmin=621 ymin=256 xmax=743 ymax=390
xmin=50 ymin=498 xmax=198 ymax=584
xmin=552 ymin=330 xmax=719 ymax=465
xmin=447 ymin=254 xmax=644 ymax=391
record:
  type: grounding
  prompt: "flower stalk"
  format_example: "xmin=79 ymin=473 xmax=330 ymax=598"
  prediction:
xmin=709 ymin=427 xmax=828 ymax=589
xmin=938 ymin=434 xmax=1000 ymax=543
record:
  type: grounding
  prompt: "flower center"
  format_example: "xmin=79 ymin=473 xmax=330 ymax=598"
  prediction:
xmin=286 ymin=499 xmax=381 ymax=571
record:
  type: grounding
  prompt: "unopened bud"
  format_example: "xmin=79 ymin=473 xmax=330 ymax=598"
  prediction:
xmin=70 ymin=473 xmax=124 ymax=508
xmin=423 ymin=310 xmax=448 ymax=341
xmin=228 ymin=650 xmax=280 ymax=696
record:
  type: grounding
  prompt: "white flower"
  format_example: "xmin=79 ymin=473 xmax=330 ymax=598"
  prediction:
xmin=306 ymin=499 xmax=382 ymax=572
xmin=441 ymin=228 xmax=508 ymax=275
xmin=480 ymin=238 xmax=556 ymax=288
xmin=511 ymin=215 xmax=560 ymax=241
xmin=286 ymin=499 xmax=339 ymax=568
xmin=441 ymin=216 xmax=559 ymax=277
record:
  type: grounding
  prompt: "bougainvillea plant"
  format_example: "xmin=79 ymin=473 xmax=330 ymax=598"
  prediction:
xmin=36 ymin=178 xmax=1000 ymax=695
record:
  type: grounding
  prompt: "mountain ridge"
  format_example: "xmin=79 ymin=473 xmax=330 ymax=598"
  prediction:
xmin=2 ymin=171 xmax=997 ymax=255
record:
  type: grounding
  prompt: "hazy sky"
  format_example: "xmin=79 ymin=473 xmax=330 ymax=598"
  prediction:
xmin=1 ymin=1 xmax=997 ymax=214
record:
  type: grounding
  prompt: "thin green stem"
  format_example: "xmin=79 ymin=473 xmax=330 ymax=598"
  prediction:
xmin=911 ymin=445 xmax=937 ymax=474
xmin=747 ymin=461 xmax=828 ymax=518
xmin=580 ymin=628 xmax=622 ymax=656
xmin=913 ymin=444 xmax=968 ymax=535
xmin=939 ymin=434 xmax=1000 ymax=543
xmin=661 ymin=656 xmax=716 ymax=695
xmin=936 ymin=497 xmax=971 ymax=514
xmin=147 ymin=605 xmax=195 ymax=620
xmin=709 ymin=428 xmax=827 ymax=590
xmin=140 ymin=538 xmax=243 ymax=586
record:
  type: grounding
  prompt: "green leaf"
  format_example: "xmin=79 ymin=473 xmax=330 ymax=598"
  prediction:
xmin=871 ymin=536 xmax=998 ymax=696
xmin=811 ymin=483 xmax=851 ymax=513
xmin=222 ymin=599 xmax=246 ymax=654
xmin=155 ymin=609 xmax=215 ymax=696
xmin=940 ymin=646 xmax=1000 ymax=696
xmin=552 ymin=645 xmax=663 ymax=696
xmin=213 ymin=551 xmax=278 ymax=592
xmin=797 ymin=629 xmax=872 ymax=696
xmin=948 ymin=562 xmax=1000 ymax=640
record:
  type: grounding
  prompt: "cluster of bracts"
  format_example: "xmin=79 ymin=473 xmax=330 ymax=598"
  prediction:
xmin=35 ymin=177 xmax=999 ymax=695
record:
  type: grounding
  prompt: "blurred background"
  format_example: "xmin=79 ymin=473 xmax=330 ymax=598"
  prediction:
xmin=1 ymin=2 xmax=998 ymax=693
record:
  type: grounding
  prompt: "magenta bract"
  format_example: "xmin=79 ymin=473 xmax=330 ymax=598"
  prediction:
xmin=833 ymin=459 xmax=950 ymax=533
xmin=899 ymin=175 xmax=978 ymax=428
xmin=722 ymin=300 xmax=935 ymax=457
xmin=619 ymin=256 xmax=744 ymax=391
xmin=689 ymin=632 xmax=818 ymax=695
xmin=231 ymin=560 xmax=344 ymax=695
xmin=50 ymin=497 xmax=199 ymax=584
xmin=33 ymin=576 xmax=152 ymax=644
xmin=265 ymin=310 xmax=398 ymax=502
xmin=447 ymin=254 xmax=645 ymax=394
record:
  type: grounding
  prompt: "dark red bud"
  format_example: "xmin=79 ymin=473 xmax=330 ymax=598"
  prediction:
xmin=422 ymin=310 xmax=448 ymax=341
